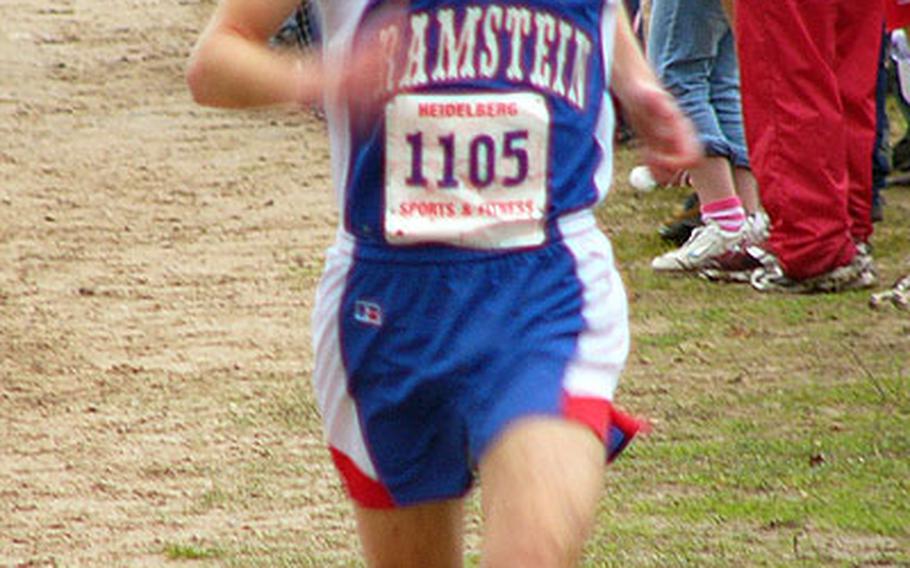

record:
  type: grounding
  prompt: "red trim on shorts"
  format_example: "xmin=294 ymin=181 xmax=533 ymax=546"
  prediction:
xmin=610 ymin=404 xmax=648 ymax=437
xmin=562 ymin=394 xmax=612 ymax=439
xmin=561 ymin=393 xmax=648 ymax=462
xmin=329 ymin=447 xmax=396 ymax=509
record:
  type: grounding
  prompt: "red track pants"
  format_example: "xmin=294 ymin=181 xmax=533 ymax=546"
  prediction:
xmin=736 ymin=0 xmax=884 ymax=279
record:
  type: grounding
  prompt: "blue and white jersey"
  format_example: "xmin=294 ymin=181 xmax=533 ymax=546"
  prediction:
xmin=316 ymin=0 xmax=618 ymax=256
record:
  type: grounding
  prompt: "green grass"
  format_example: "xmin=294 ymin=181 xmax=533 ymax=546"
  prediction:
xmin=163 ymin=542 xmax=223 ymax=561
xmin=586 ymin=371 xmax=910 ymax=566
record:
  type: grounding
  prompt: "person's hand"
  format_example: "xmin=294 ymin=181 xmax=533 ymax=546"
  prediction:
xmin=620 ymin=79 xmax=703 ymax=180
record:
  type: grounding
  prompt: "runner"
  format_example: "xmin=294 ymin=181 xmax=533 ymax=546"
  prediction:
xmin=187 ymin=1 xmax=700 ymax=565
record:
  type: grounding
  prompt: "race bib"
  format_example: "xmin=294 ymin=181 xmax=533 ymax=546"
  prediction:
xmin=384 ymin=92 xmax=550 ymax=249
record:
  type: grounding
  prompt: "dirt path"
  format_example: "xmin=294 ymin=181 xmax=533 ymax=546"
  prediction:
xmin=1 ymin=1 xmax=354 ymax=564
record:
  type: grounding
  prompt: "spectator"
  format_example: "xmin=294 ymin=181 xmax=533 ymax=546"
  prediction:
xmin=871 ymin=0 xmax=910 ymax=309
xmin=713 ymin=0 xmax=884 ymax=292
xmin=646 ymin=0 xmax=767 ymax=274
xmin=890 ymin=29 xmax=910 ymax=175
xmin=872 ymin=26 xmax=891 ymax=224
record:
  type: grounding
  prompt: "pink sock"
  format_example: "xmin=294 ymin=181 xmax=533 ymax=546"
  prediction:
xmin=701 ymin=196 xmax=746 ymax=233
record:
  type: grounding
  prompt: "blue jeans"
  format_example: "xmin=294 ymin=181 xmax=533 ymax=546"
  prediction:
xmin=872 ymin=28 xmax=889 ymax=204
xmin=647 ymin=0 xmax=749 ymax=168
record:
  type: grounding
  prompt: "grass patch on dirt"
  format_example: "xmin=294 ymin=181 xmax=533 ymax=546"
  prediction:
xmin=163 ymin=541 xmax=224 ymax=561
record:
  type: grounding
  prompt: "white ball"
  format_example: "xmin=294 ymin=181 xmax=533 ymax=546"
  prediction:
xmin=629 ymin=165 xmax=657 ymax=193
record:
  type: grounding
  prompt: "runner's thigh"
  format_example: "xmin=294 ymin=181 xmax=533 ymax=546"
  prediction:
xmin=479 ymin=417 xmax=606 ymax=568
xmin=354 ymin=498 xmax=464 ymax=568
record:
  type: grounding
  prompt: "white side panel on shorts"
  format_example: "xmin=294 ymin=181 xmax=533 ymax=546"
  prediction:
xmin=567 ymin=1 xmax=625 ymax=397
xmin=311 ymin=238 xmax=379 ymax=479
xmin=558 ymin=215 xmax=629 ymax=401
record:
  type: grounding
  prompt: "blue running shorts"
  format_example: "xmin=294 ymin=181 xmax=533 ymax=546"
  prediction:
xmin=311 ymin=212 xmax=637 ymax=508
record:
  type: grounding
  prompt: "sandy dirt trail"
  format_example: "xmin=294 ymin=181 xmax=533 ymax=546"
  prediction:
xmin=1 ymin=1 xmax=356 ymax=564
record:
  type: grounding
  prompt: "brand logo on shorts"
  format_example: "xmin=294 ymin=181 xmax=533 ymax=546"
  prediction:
xmin=354 ymin=300 xmax=384 ymax=326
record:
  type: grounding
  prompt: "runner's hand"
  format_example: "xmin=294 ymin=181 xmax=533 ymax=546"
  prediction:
xmin=621 ymin=80 xmax=703 ymax=180
xmin=310 ymin=2 xmax=406 ymax=115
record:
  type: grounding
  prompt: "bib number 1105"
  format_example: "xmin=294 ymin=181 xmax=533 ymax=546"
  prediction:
xmin=404 ymin=130 xmax=529 ymax=190
xmin=384 ymin=92 xmax=550 ymax=248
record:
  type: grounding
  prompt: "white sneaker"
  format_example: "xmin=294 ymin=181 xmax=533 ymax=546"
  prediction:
xmin=743 ymin=210 xmax=769 ymax=246
xmin=750 ymin=248 xmax=878 ymax=293
xmin=870 ymin=272 xmax=910 ymax=310
xmin=651 ymin=220 xmax=744 ymax=272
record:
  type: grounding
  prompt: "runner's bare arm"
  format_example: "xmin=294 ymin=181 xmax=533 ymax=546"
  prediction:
xmin=186 ymin=0 xmax=323 ymax=108
xmin=610 ymin=4 xmax=702 ymax=174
